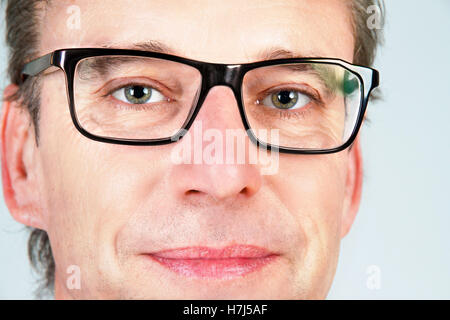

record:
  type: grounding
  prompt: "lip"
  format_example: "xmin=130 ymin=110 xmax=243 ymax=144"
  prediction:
xmin=146 ymin=245 xmax=279 ymax=279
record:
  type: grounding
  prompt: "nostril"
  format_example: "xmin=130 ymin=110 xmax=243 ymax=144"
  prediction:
xmin=185 ymin=190 xmax=201 ymax=196
xmin=240 ymin=187 xmax=249 ymax=195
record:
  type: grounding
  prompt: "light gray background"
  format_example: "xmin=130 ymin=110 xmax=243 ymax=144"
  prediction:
xmin=0 ymin=1 xmax=449 ymax=299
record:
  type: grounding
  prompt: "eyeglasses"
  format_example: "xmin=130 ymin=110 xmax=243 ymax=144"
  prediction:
xmin=21 ymin=48 xmax=379 ymax=154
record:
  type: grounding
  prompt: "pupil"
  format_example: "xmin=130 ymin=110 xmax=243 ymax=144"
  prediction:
xmin=130 ymin=86 xmax=147 ymax=99
xmin=277 ymin=91 xmax=294 ymax=104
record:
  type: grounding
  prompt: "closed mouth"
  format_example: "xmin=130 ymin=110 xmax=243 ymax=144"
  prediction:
xmin=145 ymin=244 xmax=279 ymax=279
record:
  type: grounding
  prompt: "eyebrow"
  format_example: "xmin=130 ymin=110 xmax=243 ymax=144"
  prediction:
xmin=101 ymin=40 xmax=177 ymax=55
xmin=76 ymin=56 xmax=156 ymax=80
xmin=100 ymin=41 xmax=314 ymax=62
xmin=80 ymin=41 xmax=325 ymax=85
xmin=256 ymin=47 xmax=301 ymax=60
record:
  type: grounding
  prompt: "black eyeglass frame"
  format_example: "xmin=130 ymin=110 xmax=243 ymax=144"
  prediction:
xmin=21 ymin=48 xmax=379 ymax=154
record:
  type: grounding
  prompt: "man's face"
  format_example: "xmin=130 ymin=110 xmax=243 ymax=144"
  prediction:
xmin=3 ymin=0 xmax=363 ymax=299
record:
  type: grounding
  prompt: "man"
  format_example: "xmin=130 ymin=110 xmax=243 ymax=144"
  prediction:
xmin=1 ymin=0 xmax=383 ymax=299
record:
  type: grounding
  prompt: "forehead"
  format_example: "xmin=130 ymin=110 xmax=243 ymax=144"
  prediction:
xmin=40 ymin=0 xmax=354 ymax=63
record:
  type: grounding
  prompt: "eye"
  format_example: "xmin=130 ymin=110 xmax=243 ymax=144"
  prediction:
xmin=260 ymin=90 xmax=311 ymax=110
xmin=112 ymin=85 xmax=166 ymax=104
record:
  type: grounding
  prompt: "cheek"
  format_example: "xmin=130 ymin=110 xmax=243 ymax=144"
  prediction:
xmin=272 ymin=153 xmax=347 ymax=296
xmin=275 ymin=153 xmax=347 ymax=229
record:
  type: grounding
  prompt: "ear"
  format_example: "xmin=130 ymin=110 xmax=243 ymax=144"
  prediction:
xmin=340 ymin=134 xmax=363 ymax=238
xmin=1 ymin=84 xmax=46 ymax=230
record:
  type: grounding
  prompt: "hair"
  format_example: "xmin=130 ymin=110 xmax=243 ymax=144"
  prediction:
xmin=1 ymin=0 xmax=385 ymax=297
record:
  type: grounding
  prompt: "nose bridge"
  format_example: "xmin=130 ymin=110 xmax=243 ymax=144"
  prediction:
xmin=205 ymin=63 xmax=242 ymax=91
xmin=196 ymin=84 xmax=242 ymax=133
xmin=176 ymin=63 xmax=246 ymax=142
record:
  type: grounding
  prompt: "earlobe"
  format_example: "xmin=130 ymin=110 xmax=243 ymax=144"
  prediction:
xmin=340 ymin=135 xmax=363 ymax=238
xmin=1 ymin=84 xmax=45 ymax=230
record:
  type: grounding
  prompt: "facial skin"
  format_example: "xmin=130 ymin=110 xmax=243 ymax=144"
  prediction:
xmin=1 ymin=0 xmax=363 ymax=299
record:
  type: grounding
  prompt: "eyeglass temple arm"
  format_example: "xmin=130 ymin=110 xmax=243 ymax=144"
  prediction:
xmin=20 ymin=52 xmax=57 ymax=83
xmin=372 ymin=69 xmax=380 ymax=89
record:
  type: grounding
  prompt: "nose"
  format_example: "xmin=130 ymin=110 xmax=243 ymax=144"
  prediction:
xmin=168 ymin=86 xmax=262 ymax=203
